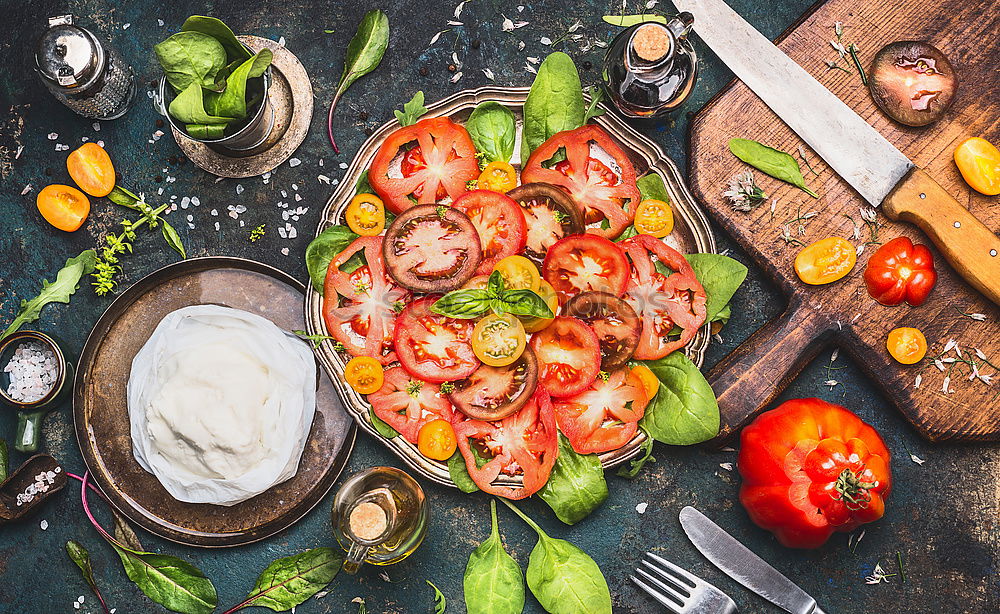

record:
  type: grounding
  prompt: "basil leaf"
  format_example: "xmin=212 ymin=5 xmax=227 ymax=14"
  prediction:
xmin=427 ymin=580 xmax=447 ymax=614
xmin=369 ymin=407 xmax=400 ymax=439
xmin=521 ymin=52 xmax=585 ymax=160
xmin=0 ymin=439 xmax=8 ymax=483
xmin=2 ymin=249 xmax=96 ymax=339
xmin=204 ymin=49 xmax=273 ymax=120
xmin=464 ymin=500 xmax=525 ymax=614
xmin=304 ymin=225 xmax=360 ymax=293
xmin=395 ymin=91 xmax=429 ymax=127
xmin=500 ymin=500 xmax=613 ymax=614
xmin=239 ymin=548 xmax=342 ymax=612
xmin=636 ymin=172 xmax=670 ymax=203
xmin=495 ymin=289 xmax=554 ymax=319
xmin=336 ymin=10 xmax=390 ymax=102
xmin=466 ymin=102 xmax=516 ymax=163
xmin=538 ymin=434 xmax=608 ymax=525
xmin=487 ymin=270 xmax=505 ymax=297
xmin=154 ymin=31 xmax=227 ymax=93
xmin=728 ymin=138 xmax=819 ymax=198
xmin=448 ymin=451 xmax=479 ymax=493
xmin=684 ymin=253 xmax=748 ymax=322
xmin=616 ymin=428 xmax=655 ymax=478
xmin=107 ymin=185 xmax=139 ymax=207
xmin=640 ymin=352 xmax=720 ymax=445
xmin=431 ymin=289 xmax=492 ymax=319
xmin=160 ymin=220 xmax=187 ymax=259
xmin=602 ymin=14 xmax=668 ymax=27
xmin=113 ymin=545 xmax=217 ymax=614
xmin=181 ymin=16 xmax=252 ymax=62
xmin=583 ymin=85 xmax=606 ymax=122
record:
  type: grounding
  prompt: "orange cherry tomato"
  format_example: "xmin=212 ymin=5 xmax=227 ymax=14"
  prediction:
xmin=493 ymin=255 xmax=541 ymax=292
xmin=633 ymin=199 xmax=674 ymax=238
xmin=345 ymin=193 xmax=386 ymax=236
xmin=36 ymin=184 xmax=90 ymax=232
xmin=630 ymin=364 xmax=660 ymax=402
xmin=520 ymin=280 xmax=559 ymax=333
xmin=344 ymin=356 xmax=385 ymax=394
xmin=417 ymin=418 xmax=458 ymax=460
xmin=794 ymin=237 xmax=857 ymax=285
xmin=886 ymin=327 xmax=927 ymax=365
xmin=954 ymin=137 xmax=1000 ymax=196
xmin=477 ymin=161 xmax=518 ymax=193
xmin=66 ymin=143 xmax=115 ymax=197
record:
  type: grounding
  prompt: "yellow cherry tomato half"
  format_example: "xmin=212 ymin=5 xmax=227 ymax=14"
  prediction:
xmin=493 ymin=255 xmax=541 ymax=292
xmin=417 ymin=418 xmax=458 ymax=461
xmin=478 ymin=161 xmax=518 ymax=193
xmin=472 ymin=313 xmax=526 ymax=367
xmin=345 ymin=193 xmax=386 ymax=236
xmin=67 ymin=142 xmax=115 ymax=197
xmin=954 ymin=137 xmax=1000 ymax=196
xmin=36 ymin=184 xmax=90 ymax=232
xmin=344 ymin=356 xmax=385 ymax=394
xmin=630 ymin=364 xmax=660 ymax=402
xmin=886 ymin=327 xmax=927 ymax=365
xmin=794 ymin=237 xmax=857 ymax=285
xmin=520 ymin=280 xmax=559 ymax=333
xmin=633 ymin=198 xmax=674 ymax=238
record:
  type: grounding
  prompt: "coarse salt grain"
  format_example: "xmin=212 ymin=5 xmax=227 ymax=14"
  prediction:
xmin=289 ymin=158 xmax=302 ymax=167
xmin=636 ymin=502 xmax=647 ymax=514
xmin=4 ymin=341 xmax=58 ymax=403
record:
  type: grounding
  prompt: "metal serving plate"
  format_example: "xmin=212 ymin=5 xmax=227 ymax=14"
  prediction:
xmin=305 ymin=87 xmax=716 ymax=487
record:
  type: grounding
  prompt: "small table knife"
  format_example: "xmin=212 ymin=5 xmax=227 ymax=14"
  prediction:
xmin=680 ymin=506 xmax=826 ymax=614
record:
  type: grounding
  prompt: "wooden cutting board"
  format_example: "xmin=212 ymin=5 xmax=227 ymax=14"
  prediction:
xmin=688 ymin=0 xmax=999 ymax=441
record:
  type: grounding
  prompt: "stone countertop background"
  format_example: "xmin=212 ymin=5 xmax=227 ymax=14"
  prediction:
xmin=0 ymin=0 xmax=996 ymax=612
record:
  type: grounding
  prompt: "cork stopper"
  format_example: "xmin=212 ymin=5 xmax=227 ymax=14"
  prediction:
xmin=349 ymin=501 xmax=388 ymax=541
xmin=631 ymin=23 xmax=672 ymax=63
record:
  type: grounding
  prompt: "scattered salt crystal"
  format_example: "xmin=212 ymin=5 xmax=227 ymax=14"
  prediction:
xmin=97 ymin=140 xmax=105 ymax=147
xmin=540 ymin=36 xmax=552 ymax=45
xmin=910 ymin=454 xmax=926 ymax=465
xmin=20 ymin=184 xmax=32 ymax=196
xmin=191 ymin=196 xmax=200 ymax=206
xmin=92 ymin=122 xmax=101 ymax=132
xmin=914 ymin=374 xmax=922 ymax=389
xmin=719 ymin=462 xmax=734 ymax=471
xmin=517 ymin=5 xmax=524 ymax=11
xmin=318 ymin=175 xmax=331 ymax=184
xmin=214 ymin=222 xmax=220 ymax=231
xmin=319 ymin=158 xmax=324 ymax=167
xmin=281 ymin=247 xmax=290 ymax=256
xmin=635 ymin=502 xmax=647 ymax=514
xmin=289 ymin=158 xmax=302 ymax=167
xmin=157 ymin=19 xmax=164 ymax=26
xmin=123 ymin=23 xmax=131 ymax=30
xmin=236 ymin=184 xmax=244 ymax=195
xmin=281 ymin=190 xmax=288 ymax=198
xmin=502 ymin=15 xmax=514 ymax=31
xmin=229 ymin=210 xmax=239 ymax=219
xmin=278 ymin=226 xmax=288 ymax=239
xmin=210 ymin=209 xmax=218 ymax=216
xmin=451 ymin=71 xmax=463 ymax=83
xmin=262 ymin=171 xmax=272 ymax=181
xmin=180 ymin=196 xmax=190 ymax=209
xmin=292 ymin=183 xmax=299 ymax=191
xmin=40 ymin=519 xmax=48 ymax=530
xmin=278 ymin=36 xmax=286 ymax=47
xmin=483 ymin=68 xmax=495 ymax=80
xmin=187 ymin=222 xmax=195 ymax=229
xmin=47 ymin=132 xmax=58 ymax=140
xmin=186 ymin=214 xmax=193 ymax=222
xmin=294 ymin=194 xmax=302 ymax=202
xmin=517 ymin=41 xmax=525 ymax=51
xmin=975 ymin=348 xmax=988 ymax=360
xmin=239 ymin=220 xmax=244 ymax=227
xmin=234 ymin=204 xmax=247 ymax=214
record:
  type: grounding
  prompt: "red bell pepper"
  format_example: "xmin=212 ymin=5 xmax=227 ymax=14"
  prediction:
xmin=863 ymin=236 xmax=936 ymax=306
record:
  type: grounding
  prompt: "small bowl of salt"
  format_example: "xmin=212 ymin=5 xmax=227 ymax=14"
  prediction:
xmin=0 ymin=331 xmax=73 ymax=452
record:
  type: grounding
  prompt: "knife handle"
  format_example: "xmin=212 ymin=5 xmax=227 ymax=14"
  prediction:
xmin=882 ymin=168 xmax=1000 ymax=306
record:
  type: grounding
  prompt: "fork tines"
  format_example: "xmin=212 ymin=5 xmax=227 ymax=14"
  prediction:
xmin=629 ymin=552 xmax=736 ymax=614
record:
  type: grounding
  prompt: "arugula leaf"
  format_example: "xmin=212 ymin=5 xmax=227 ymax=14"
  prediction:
xmin=640 ymin=352 xmax=720 ymax=445
xmin=616 ymin=428 xmax=655 ymax=478
xmin=369 ymin=407 xmax=400 ymax=439
xmin=684 ymin=254 xmax=748 ymax=323
xmin=521 ymin=52 xmax=585 ymax=160
xmin=728 ymin=138 xmax=819 ymax=198
xmin=395 ymin=91 xmax=429 ymax=127
xmin=304 ymin=225 xmax=360 ymax=293
xmin=2 ymin=250 xmax=96 ymax=339
xmin=602 ymin=14 xmax=668 ymax=27
xmin=234 ymin=548 xmax=342 ymax=612
xmin=427 ymin=580 xmax=447 ymax=614
xmin=448 ymin=451 xmax=479 ymax=493
xmin=538 ymin=434 xmax=608 ymax=525
xmin=464 ymin=500 xmax=525 ymax=614
xmin=583 ymin=85 xmax=606 ymax=122
xmin=466 ymin=102 xmax=516 ymax=163
xmin=114 ymin=546 xmax=217 ymax=614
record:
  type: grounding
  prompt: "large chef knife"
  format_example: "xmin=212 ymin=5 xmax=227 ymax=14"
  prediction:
xmin=679 ymin=506 xmax=826 ymax=614
xmin=672 ymin=0 xmax=1000 ymax=305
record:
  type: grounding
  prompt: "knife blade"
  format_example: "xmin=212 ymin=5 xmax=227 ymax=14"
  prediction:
xmin=672 ymin=0 xmax=1000 ymax=305
xmin=679 ymin=506 xmax=826 ymax=614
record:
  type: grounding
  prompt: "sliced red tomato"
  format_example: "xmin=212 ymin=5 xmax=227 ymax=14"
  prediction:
xmin=369 ymin=117 xmax=481 ymax=213
xmin=507 ymin=183 xmax=585 ymax=265
xmin=452 ymin=390 xmax=559 ymax=500
xmin=452 ymin=190 xmax=528 ymax=276
xmin=621 ymin=234 xmax=707 ymax=360
xmin=528 ymin=316 xmax=602 ymax=397
xmin=368 ymin=366 xmax=454 ymax=443
xmin=383 ymin=204 xmax=483 ymax=293
xmin=323 ymin=236 xmax=409 ymax=365
xmin=553 ymin=368 xmax=649 ymax=454
xmin=520 ymin=125 xmax=641 ymax=239
xmin=393 ymin=296 xmax=480 ymax=383
xmin=542 ymin=234 xmax=630 ymax=304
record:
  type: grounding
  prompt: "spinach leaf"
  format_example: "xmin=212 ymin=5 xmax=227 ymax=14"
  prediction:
xmin=395 ymin=91 xmax=429 ymax=126
xmin=427 ymin=580 xmax=447 ymax=613
xmin=539 ymin=434 xmax=608 ymax=525
xmin=616 ymin=428 xmax=655 ymax=478
xmin=369 ymin=407 xmax=400 ymax=439
xmin=234 ymin=548 xmax=342 ymax=612
xmin=583 ymin=86 xmax=606 ymax=122
xmin=304 ymin=225 xmax=360 ymax=293
xmin=464 ymin=500 xmax=525 ymax=614
xmin=684 ymin=253 xmax=748 ymax=323
xmin=521 ymin=52 xmax=585 ymax=161
xmin=66 ymin=541 xmax=109 ymax=612
xmin=184 ymin=124 xmax=226 ymax=139
xmin=181 ymin=16 xmax=252 ymax=62
xmin=2 ymin=250 xmax=96 ymax=339
xmin=328 ymin=10 xmax=389 ymax=152
xmin=636 ymin=172 xmax=670 ymax=203
xmin=204 ymin=49 xmax=272 ymax=120
xmin=613 ymin=225 xmax=638 ymax=242
xmin=448 ymin=451 xmax=479 ymax=493
xmin=640 ymin=352 xmax=720 ymax=445
xmin=154 ymin=31 xmax=227 ymax=93
xmin=728 ymin=138 xmax=818 ymax=198
xmin=466 ymin=102 xmax=516 ymax=163
xmin=602 ymin=14 xmax=668 ymax=27
xmin=500 ymin=499 xmax=612 ymax=614
xmin=168 ymin=82 xmax=233 ymax=126
xmin=355 ymin=170 xmax=374 ymax=195
xmin=113 ymin=546 xmax=217 ymax=614
xmin=714 ymin=303 xmax=731 ymax=325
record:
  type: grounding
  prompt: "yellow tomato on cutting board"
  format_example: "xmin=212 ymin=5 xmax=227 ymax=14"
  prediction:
xmin=794 ymin=237 xmax=857 ymax=285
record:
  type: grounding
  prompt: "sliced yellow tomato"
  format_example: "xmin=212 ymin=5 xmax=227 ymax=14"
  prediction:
xmin=478 ymin=161 xmax=518 ymax=193
xmin=521 ymin=280 xmax=559 ymax=333
xmin=886 ymin=327 xmax=927 ymax=365
xmin=630 ymin=364 xmax=660 ymax=402
xmin=794 ymin=237 xmax=856 ymax=285
xmin=344 ymin=356 xmax=385 ymax=394
xmin=633 ymin=198 xmax=674 ymax=238
xmin=493 ymin=255 xmax=540 ymax=291
xmin=345 ymin=193 xmax=386 ymax=236
xmin=417 ymin=418 xmax=458 ymax=460
xmin=67 ymin=143 xmax=115 ymax=197
xmin=472 ymin=313 xmax=526 ymax=367
xmin=36 ymin=184 xmax=90 ymax=232
xmin=954 ymin=137 xmax=1000 ymax=196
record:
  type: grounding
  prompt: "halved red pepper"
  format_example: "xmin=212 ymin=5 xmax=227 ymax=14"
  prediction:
xmin=863 ymin=236 xmax=937 ymax=306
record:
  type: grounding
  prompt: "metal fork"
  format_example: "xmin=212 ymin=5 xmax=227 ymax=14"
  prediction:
xmin=630 ymin=552 xmax=738 ymax=613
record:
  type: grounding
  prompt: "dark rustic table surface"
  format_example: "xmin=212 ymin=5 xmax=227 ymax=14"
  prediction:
xmin=0 ymin=1 xmax=996 ymax=613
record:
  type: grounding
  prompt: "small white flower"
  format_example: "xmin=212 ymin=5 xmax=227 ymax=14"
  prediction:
xmin=429 ymin=30 xmax=446 ymax=45
xmin=524 ymin=62 xmax=537 ymax=74
xmin=454 ymin=1 xmax=466 ymax=19
xmin=865 ymin=563 xmax=890 ymax=584
xmin=914 ymin=374 xmax=922 ymax=389
xmin=482 ymin=68 xmax=495 ymax=80
xmin=910 ymin=454 xmax=926 ymax=465
xmin=980 ymin=374 xmax=993 ymax=385
xmin=831 ymin=349 xmax=840 ymax=362
xmin=856 ymin=244 xmax=865 ymax=257
xmin=943 ymin=338 xmax=957 ymax=353
xmin=526 ymin=56 xmax=540 ymax=64
xmin=942 ymin=376 xmax=951 ymax=393
xmin=831 ymin=40 xmax=848 ymax=57
xmin=567 ymin=19 xmax=584 ymax=33
xmin=975 ymin=348 xmax=988 ymax=360
xmin=968 ymin=313 xmax=986 ymax=321
xmin=518 ymin=41 xmax=525 ymax=51
xmin=719 ymin=462 xmax=734 ymax=471
xmin=825 ymin=379 xmax=839 ymax=388
xmin=646 ymin=0 xmax=659 ymax=7
xmin=934 ymin=359 xmax=945 ymax=372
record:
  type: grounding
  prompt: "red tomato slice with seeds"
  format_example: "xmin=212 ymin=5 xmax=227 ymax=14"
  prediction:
xmin=621 ymin=234 xmax=707 ymax=360
xmin=520 ymin=125 xmax=641 ymax=239
xmin=542 ymin=234 xmax=630 ymax=304
xmin=323 ymin=236 xmax=409 ymax=365
xmin=394 ymin=296 xmax=480 ymax=383
xmin=369 ymin=117 xmax=481 ymax=213
xmin=452 ymin=190 xmax=528 ymax=276
xmin=368 ymin=366 xmax=454 ymax=443
xmin=528 ymin=316 xmax=602 ymax=397
xmin=452 ymin=389 xmax=559 ymax=499
xmin=553 ymin=368 xmax=649 ymax=454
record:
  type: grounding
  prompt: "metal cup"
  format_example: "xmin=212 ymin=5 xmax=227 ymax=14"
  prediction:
xmin=0 ymin=331 xmax=74 ymax=453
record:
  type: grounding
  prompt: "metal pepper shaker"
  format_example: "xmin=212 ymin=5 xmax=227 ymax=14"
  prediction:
xmin=34 ymin=15 xmax=135 ymax=120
